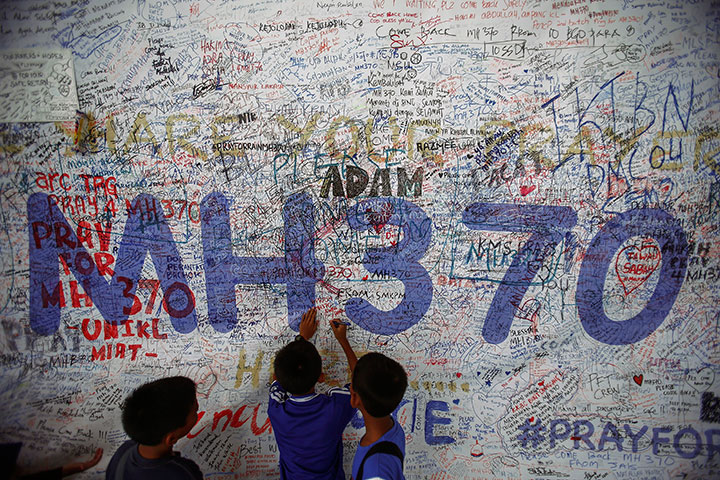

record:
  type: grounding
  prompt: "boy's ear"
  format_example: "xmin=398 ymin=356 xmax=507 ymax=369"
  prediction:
xmin=163 ymin=431 xmax=178 ymax=448
xmin=164 ymin=423 xmax=188 ymax=448
xmin=350 ymin=388 xmax=362 ymax=409
xmin=318 ymin=372 xmax=326 ymax=383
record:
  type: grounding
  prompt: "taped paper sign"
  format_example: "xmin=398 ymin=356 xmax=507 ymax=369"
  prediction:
xmin=0 ymin=49 xmax=78 ymax=122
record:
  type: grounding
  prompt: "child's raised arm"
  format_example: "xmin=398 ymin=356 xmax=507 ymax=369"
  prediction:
xmin=298 ymin=307 xmax=318 ymax=340
xmin=330 ymin=319 xmax=358 ymax=373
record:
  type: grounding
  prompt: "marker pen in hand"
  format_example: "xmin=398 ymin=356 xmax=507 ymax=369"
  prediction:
xmin=332 ymin=320 xmax=351 ymax=327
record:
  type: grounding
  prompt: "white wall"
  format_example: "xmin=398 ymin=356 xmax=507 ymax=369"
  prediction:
xmin=1 ymin=0 xmax=719 ymax=478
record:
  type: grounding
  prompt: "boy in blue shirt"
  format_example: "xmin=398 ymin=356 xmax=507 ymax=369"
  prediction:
xmin=268 ymin=307 xmax=359 ymax=479
xmin=105 ymin=376 xmax=202 ymax=480
xmin=350 ymin=352 xmax=408 ymax=480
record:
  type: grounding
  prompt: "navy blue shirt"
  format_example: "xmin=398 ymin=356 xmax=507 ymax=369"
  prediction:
xmin=105 ymin=440 xmax=202 ymax=480
xmin=351 ymin=419 xmax=406 ymax=480
xmin=268 ymin=380 xmax=356 ymax=480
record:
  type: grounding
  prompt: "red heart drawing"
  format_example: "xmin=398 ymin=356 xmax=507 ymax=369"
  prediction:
xmin=519 ymin=185 xmax=536 ymax=196
xmin=516 ymin=299 xmax=541 ymax=323
xmin=615 ymin=242 xmax=661 ymax=295
xmin=365 ymin=202 xmax=394 ymax=234
xmin=633 ymin=374 xmax=643 ymax=386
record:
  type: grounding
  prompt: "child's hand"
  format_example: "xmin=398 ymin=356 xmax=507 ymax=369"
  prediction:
xmin=331 ymin=319 xmax=357 ymax=372
xmin=330 ymin=319 xmax=348 ymax=342
xmin=298 ymin=307 xmax=318 ymax=340
xmin=61 ymin=447 xmax=103 ymax=476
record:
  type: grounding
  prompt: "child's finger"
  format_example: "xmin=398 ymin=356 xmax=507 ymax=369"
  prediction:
xmin=91 ymin=448 xmax=103 ymax=464
xmin=301 ymin=307 xmax=316 ymax=324
xmin=330 ymin=320 xmax=346 ymax=335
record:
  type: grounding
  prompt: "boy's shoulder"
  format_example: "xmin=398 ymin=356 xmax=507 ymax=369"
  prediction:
xmin=326 ymin=383 xmax=352 ymax=398
xmin=269 ymin=381 xmax=351 ymax=405
xmin=378 ymin=419 xmax=406 ymax=450
xmin=106 ymin=441 xmax=202 ymax=480
xmin=269 ymin=380 xmax=290 ymax=403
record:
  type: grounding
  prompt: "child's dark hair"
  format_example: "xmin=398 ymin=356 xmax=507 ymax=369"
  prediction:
xmin=274 ymin=339 xmax=322 ymax=395
xmin=352 ymin=352 xmax=407 ymax=417
xmin=121 ymin=376 xmax=196 ymax=445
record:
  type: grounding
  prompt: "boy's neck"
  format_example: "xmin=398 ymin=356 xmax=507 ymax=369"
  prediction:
xmin=137 ymin=442 xmax=173 ymax=460
xmin=360 ymin=415 xmax=394 ymax=446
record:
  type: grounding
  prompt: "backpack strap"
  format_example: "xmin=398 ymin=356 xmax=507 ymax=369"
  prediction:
xmin=356 ymin=441 xmax=404 ymax=480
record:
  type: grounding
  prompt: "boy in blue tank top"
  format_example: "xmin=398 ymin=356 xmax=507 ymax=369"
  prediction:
xmin=268 ymin=307 xmax=359 ymax=480
xmin=350 ymin=352 xmax=408 ymax=480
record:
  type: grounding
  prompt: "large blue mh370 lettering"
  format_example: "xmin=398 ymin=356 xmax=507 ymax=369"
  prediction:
xmin=28 ymin=192 xmax=688 ymax=345
xmin=200 ymin=191 xmax=324 ymax=333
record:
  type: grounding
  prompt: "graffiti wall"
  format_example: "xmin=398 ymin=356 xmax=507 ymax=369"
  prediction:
xmin=1 ymin=0 xmax=719 ymax=478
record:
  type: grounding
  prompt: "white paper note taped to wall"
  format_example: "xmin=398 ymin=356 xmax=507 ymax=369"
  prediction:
xmin=0 ymin=49 xmax=79 ymax=122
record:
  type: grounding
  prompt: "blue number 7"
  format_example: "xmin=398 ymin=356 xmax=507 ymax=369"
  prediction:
xmin=462 ymin=203 xmax=577 ymax=344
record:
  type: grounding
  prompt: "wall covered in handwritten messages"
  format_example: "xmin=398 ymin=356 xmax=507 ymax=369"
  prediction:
xmin=1 ymin=0 xmax=719 ymax=478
